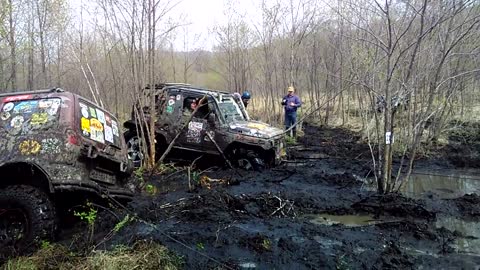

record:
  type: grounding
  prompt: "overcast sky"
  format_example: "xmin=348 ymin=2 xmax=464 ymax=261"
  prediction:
xmin=72 ymin=0 xmax=291 ymax=51
xmin=170 ymin=0 xmax=261 ymax=50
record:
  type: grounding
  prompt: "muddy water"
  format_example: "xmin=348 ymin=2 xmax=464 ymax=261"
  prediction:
xmin=402 ymin=169 xmax=480 ymax=255
xmin=436 ymin=216 xmax=480 ymax=255
xmin=403 ymin=169 xmax=480 ymax=199
xmin=309 ymin=214 xmax=379 ymax=227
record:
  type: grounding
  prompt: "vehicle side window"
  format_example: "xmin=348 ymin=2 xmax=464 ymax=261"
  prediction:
xmin=0 ymin=98 xmax=61 ymax=134
xmin=182 ymin=96 xmax=209 ymax=119
xmin=78 ymin=100 xmax=121 ymax=146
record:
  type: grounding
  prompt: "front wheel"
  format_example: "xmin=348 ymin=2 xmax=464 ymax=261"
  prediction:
xmin=124 ymin=130 xmax=144 ymax=168
xmin=237 ymin=150 xmax=265 ymax=171
xmin=0 ymin=185 xmax=57 ymax=259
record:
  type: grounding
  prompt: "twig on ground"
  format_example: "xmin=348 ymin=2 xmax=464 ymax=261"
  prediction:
xmin=270 ymin=195 xmax=295 ymax=217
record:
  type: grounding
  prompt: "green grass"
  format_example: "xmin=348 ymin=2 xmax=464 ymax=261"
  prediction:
xmin=4 ymin=241 xmax=183 ymax=270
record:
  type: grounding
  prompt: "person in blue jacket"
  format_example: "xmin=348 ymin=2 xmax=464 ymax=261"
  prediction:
xmin=241 ymin=91 xmax=251 ymax=108
xmin=281 ymin=86 xmax=302 ymax=137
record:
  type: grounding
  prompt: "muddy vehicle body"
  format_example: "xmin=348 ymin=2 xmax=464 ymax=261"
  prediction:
xmin=123 ymin=83 xmax=286 ymax=170
xmin=0 ymin=88 xmax=132 ymax=256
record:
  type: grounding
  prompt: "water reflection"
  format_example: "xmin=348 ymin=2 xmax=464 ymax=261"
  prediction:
xmin=436 ymin=216 xmax=480 ymax=255
xmin=309 ymin=214 xmax=379 ymax=227
xmin=403 ymin=169 xmax=480 ymax=199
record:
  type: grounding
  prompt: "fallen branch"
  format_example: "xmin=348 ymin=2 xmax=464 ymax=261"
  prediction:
xmin=157 ymin=95 xmax=208 ymax=165
xmin=205 ymin=130 xmax=235 ymax=170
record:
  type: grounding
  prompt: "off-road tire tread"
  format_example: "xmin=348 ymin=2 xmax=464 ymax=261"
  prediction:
xmin=0 ymin=185 xmax=56 ymax=253
xmin=246 ymin=150 xmax=266 ymax=172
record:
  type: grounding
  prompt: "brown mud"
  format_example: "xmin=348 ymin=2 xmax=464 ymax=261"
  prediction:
xmin=8 ymin=122 xmax=480 ymax=269
xmin=98 ymin=123 xmax=480 ymax=269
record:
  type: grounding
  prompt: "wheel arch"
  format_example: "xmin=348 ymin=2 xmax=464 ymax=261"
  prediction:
xmin=225 ymin=141 xmax=275 ymax=166
xmin=0 ymin=162 xmax=53 ymax=193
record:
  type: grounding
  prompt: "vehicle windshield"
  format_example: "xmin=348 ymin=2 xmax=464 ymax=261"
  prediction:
xmin=217 ymin=96 xmax=246 ymax=123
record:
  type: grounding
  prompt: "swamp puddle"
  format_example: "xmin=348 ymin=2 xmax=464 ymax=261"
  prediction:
xmin=308 ymin=214 xmax=480 ymax=255
xmin=403 ymin=168 xmax=480 ymax=199
xmin=308 ymin=169 xmax=480 ymax=255
xmin=436 ymin=216 xmax=480 ymax=255
xmin=309 ymin=214 xmax=380 ymax=227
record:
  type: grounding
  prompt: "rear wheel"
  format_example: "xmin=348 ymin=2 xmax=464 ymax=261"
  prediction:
xmin=0 ymin=185 xmax=56 ymax=258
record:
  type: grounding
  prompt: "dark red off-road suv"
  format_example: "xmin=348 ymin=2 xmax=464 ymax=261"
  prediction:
xmin=0 ymin=88 xmax=132 ymax=257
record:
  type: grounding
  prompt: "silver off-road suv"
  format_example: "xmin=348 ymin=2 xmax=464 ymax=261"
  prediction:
xmin=123 ymin=83 xmax=286 ymax=170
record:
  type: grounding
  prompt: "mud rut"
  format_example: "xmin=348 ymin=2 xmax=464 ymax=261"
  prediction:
xmin=61 ymin=123 xmax=480 ymax=269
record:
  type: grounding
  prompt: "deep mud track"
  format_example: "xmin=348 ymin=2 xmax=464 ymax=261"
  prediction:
xmin=79 ymin=124 xmax=480 ymax=269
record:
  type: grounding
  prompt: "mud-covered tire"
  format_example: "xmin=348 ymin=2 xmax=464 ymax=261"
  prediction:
xmin=124 ymin=130 xmax=144 ymax=168
xmin=0 ymin=185 xmax=56 ymax=257
xmin=237 ymin=150 xmax=265 ymax=171
xmin=247 ymin=151 xmax=266 ymax=171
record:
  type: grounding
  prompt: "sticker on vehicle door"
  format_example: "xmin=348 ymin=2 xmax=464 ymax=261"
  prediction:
xmin=186 ymin=121 xmax=204 ymax=143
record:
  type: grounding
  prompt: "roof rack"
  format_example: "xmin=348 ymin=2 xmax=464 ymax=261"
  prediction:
xmin=145 ymin=83 xmax=192 ymax=90
xmin=0 ymin=88 xmax=64 ymax=98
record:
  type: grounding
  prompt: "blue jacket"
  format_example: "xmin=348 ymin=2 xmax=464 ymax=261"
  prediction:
xmin=282 ymin=94 xmax=302 ymax=113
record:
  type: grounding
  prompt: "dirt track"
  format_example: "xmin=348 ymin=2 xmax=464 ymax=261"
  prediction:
xmin=74 ymin=123 xmax=480 ymax=269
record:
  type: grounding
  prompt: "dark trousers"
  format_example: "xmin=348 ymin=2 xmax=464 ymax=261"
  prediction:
xmin=285 ymin=111 xmax=297 ymax=137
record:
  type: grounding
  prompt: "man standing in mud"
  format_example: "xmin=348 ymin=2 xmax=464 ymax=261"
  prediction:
xmin=281 ymin=86 xmax=302 ymax=137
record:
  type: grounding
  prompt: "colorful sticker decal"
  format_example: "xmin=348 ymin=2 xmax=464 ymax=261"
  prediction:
xmin=79 ymin=103 xmax=89 ymax=118
xmin=3 ymin=95 xmax=33 ymax=103
xmin=168 ymin=99 xmax=175 ymax=106
xmin=2 ymin=102 xmax=14 ymax=112
xmin=90 ymin=118 xmax=105 ymax=143
xmin=189 ymin=122 xmax=204 ymax=130
xmin=39 ymin=99 xmax=53 ymax=109
xmin=104 ymin=125 xmax=114 ymax=143
xmin=0 ymin=112 xmax=11 ymax=121
xmin=81 ymin=107 xmax=89 ymax=118
xmin=19 ymin=140 xmax=41 ymax=155
xmin=14 ymin=101 xmax=38 ymax=114
xmin=47 ymin=99 xmax=61 ymax=115
xmin=112 ymin=121 xmax=119 ymax=137
xmin=186 ymin=121 xmax=204 ymax=144
xmin=89 ymin=107 xmax=97 ymax=118
xmin=10 ymin=115 xmax=24 ymax=129
xmin=31 ymin=112 xmax=49 ymax=125
xmin=247 ymin=123 xmax=267 ymax=130
xmin=166 ymin=106 xmax=173 ymax=114
xmin=105 ymin=115 xmax=112 ymax=125
xmin=176 ymin=94 xmax=181 ymax=101
xmin=40 ymin=138 xmax=61 ymax=155
xmin=81 ymin=117 xmax=91 ymax=133
xmin=96 ymin=109 xmax=106 ymax=124
xmin=90 ymin=118 xmax=103 ymax=131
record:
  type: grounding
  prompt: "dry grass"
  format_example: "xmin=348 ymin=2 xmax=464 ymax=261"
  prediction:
xmin=3 ymin=241 xmax=182 ymax=270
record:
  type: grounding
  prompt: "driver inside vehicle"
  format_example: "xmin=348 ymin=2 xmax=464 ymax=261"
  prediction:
xmin=183 ymin=98 xmax=197 ymax=117
xmin=183 ymin=97 xmax=210 ymax=119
